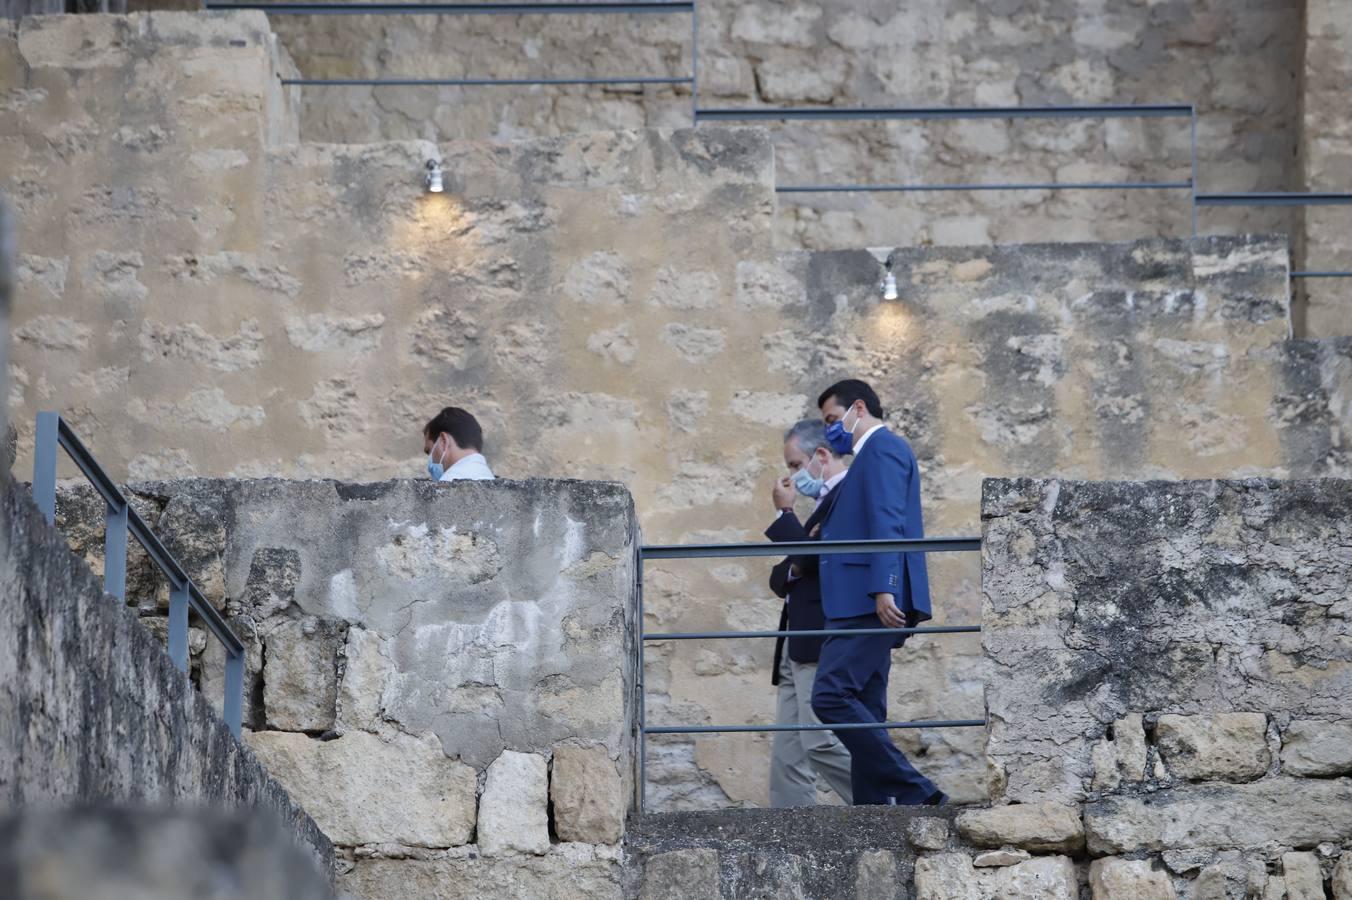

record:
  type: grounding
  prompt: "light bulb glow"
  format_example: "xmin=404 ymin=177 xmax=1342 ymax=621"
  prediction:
xmin=882 ymin=271 xmax=898 ymax=301
xmin=425 ymin=160 xmax=444 ymax=194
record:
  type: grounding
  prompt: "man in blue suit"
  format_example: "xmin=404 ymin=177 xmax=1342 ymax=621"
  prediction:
xmin=810 ymin=379 xmax=946 ymax=806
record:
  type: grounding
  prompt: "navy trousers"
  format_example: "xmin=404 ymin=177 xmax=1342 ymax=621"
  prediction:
xmin=810 ymin=613 xmax=939 ymax=805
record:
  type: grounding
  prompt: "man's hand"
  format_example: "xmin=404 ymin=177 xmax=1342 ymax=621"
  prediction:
xmin=875 ymin=592 xmax=906 ymax=628
xmin=772 ymin=476 xmax=796 ymax=511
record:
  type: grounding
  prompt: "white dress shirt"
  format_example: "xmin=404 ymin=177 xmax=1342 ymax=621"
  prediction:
xmin=439 ymin=453 xmax=495 ymax=482
xmin=817 ymin=469 xmax=848 ymax=505
xmin=852 ymin=423 xmax=886 ymax=456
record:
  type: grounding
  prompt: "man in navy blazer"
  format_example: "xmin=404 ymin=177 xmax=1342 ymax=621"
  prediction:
xmin=809 ymin=379 xmax=946 ymax=806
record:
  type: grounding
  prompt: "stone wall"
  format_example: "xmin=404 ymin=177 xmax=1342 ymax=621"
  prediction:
xmin=55 ymin=476 xmax=640 ymax=900
xmin=972 ymin=477 xmax=1352 ymax=898
xmin=0 ymin=475 xmax=333 ymax=876
xmin=9 ymin=12 xmax=1352 ymax=813
xmin=272 ymin=1 xmax=1311 ymax=266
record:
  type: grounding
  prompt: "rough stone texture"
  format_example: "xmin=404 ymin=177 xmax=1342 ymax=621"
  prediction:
xmin=1091 ymin=714 xmax=1147 ymax=791
xmin=1154 ymin=713 xmax=1271 ymax=783
xmin=1334 ymin=854 xmax=1352 ymax=900
xmin=907 ymin=816 xmax=949 ymax=851
xmin=914 ymin=853 xmax=1077 ymax=900
xmin=1084 ymin=777 xmax=1352 ymax=854
xmin=1089 ymin=858 xmax=1177 ymax=900
xmin=629 ymin=806 xmax=955 ymax=900
xmin=973 ymin=849 xmax=1030 ymax=867
xmin=12 ymin=12 xmax=1352 ymax=814
xmin=246 ymin=729 xmax=477 ymax=849
xmin=263 ymin=616 xmax=346 ymax=732
xmin=956 ymin=802 xmax=1084 ymax=854
xmin=0 ymin=476 xmax=332 ymax=875
xmin=1281 ymin=719 xmax=1352 ymax=776
xmin=1281 ymin=851 xmax=1325 ymax=900
xmin=341 ymin=845 xmax=623 ymax=900
xmin=0 ymin=808 xmax=334 ymax=900
xmin=479 ymin=750 xmax=550 ymax=857
xmin=268 ymin=1 xmax=1313 ymax=266
xmin=983 ymin=479 xmax=1352 ymax=806
xmin=551 ymin=744 xmax=625 ymax=844
xmin=638 ymin=848 xmax=720 ymax=900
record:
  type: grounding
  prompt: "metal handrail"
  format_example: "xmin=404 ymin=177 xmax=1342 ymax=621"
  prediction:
xmin=32 ymin=412 xmax=246 ymax=738
xmin=635 ymin=534 xmax=984 ymax=812
xmin=208 ymin=0 xmax=699 ymax=105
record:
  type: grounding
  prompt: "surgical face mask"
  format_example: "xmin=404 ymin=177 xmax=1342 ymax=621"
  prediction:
xmin=791 ymin=454 xmax=826 ymax=498
xmin=427 ymin=437 xmax=446 ymax=480
xmin=824 ymin=406 xmax=860 ymax=455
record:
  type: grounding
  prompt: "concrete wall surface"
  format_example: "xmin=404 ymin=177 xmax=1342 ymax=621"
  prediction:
xmin=55 ymin=476 xmax=640 ymax=900
xmin=969 ymin=476 xmax=1352 ymax=899
xmin=0 ymin=474 xmax=334 ymax=876
xmin=0 ymin=807 xmax=335 ymax=900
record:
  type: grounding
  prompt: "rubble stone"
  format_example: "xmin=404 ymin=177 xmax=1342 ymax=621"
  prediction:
xmin=973 ymin=849 xmax=1031 ymax=867
xmin=1281 ymin=720 xmax=1352 ymax=776
xmin=915 ymin=853 xmax=1077 ymax=900
xmin=639 ymin=848 xmax=720 ymax=900
xmin=1282 ymin=851 xmax=1325 ymax=900
xmin=550 ymin=744 xmax=625 ymax=844
xmin=246 ymin=729 xmax=476 ymax=848
xmin=1089 ymin=857 xmax=1177 ymax=899
xmin=262 ymin=617 xmax=345 ymax=732
xmin=479 ymin=750 xmax=550 ymax=857
xmin=1155 ymin=714 xmax=1270 ymax=782
xmin=907 ymin=817 xmax=949 ymax=851
xmin=956 ymin=803 xmax=1085 ymax=854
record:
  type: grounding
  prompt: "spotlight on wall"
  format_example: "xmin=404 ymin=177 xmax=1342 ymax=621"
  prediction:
xmin=424 ymin=159 xmax=444 ymax=194
xmin=880 ymin=252 xmax=898 ymax=301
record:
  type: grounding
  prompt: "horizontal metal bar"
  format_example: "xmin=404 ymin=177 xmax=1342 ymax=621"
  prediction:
xmin=778 ymin=180 xmax=1192 ymax=195
xmin=642 ymin=536 xmax=981 ymax=560
xmin=644 ymin=625 xmax=981 ymax=641
xmin=1195 ymin=192 xmax=1352 ymax=207
xmin=646 ymin=719 xmax=987 ymax=734
xmin=1291 ymin=271 xmax=1352 ymax=278
xmin=695 ymin=103 xmax=1193 ymax=122
xmin=206 ymin=1 xmax=693 ymax=13
xmin=284 ymin=75 xmax=692 ymax=86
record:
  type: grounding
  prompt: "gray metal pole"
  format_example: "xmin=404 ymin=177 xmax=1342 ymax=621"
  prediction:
xmin=33 ymin=411 xmax=59 ymax=525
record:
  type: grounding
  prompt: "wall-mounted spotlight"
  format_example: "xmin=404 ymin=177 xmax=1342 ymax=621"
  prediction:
xmin=424 ymin=159 xmax=444 ymax=194
xmin=880 ymin=252 xmax=898 ymax=301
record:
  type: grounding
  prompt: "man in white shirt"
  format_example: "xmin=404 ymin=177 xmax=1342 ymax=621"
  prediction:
xmin=423 ymin=407 xmax=495 ymax=482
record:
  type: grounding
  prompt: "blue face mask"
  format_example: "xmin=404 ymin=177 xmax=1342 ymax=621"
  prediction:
xmin=792 ymin=455 xmax=826 ymax=498
xmin=824 ymin=407 xmax=859 ymax=455
xmin=427 ymin=438 xmax=445 ymax=480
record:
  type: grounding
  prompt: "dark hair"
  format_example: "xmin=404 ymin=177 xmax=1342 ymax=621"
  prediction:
xmin=423 ymin=407 xmax=484 ymax=453
xmin=817 ymin=379 xmax=884 ymax=419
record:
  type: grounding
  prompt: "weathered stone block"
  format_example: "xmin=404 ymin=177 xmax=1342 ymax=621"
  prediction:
xmin=246 ymin=729 xmax=476 ymax=848
xmin=1084 ymin=778 xmax=1352 ymax=854
xmin=1155 ymin=714 xmax=1270 ymax=782
xmin=336 ymin=626 xmax=392 ymax=733
xmin=640 ymin=848 xmax=720 ymax=900
xmin=906 ymin=816 xmax=949 ymax=851
xmin=915 ymin=853 xmax=1076 ymax=900
xmin=263 ymin=617 xmax=345 ymax=732
xmin=550 ymin=744 xmax=625 ymax=845
xmin=341 ymin=846 xmax=622 ymax=900
xmin=479 ymin=750 xmax=550 ymax=857
xmin=1282 ymin=851 xmax=1325 ymax=900
xmin=1281 ymin=720 xmax=1352 ymax=776
xmin=973 ymin=849 xmax=1030 ymax=867
xmin=1333 ymin=853 xmax=1352 ymax=900
xmin=1089 ymin=858 xmax=1177 ymax=899
xmin=956 ymin=803 xmax=1085 ymax=853
xmin=855 ymin=850 xmax=898 ymax=898
xmin=1091 ymin=715 xmax=1147 ymax=791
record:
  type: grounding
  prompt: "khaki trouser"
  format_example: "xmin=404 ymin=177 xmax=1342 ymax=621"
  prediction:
xmin=769 ymin=652 xmax=854 ymax=807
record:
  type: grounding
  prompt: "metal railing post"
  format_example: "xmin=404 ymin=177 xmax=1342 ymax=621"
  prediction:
xmin=33 ymin=410 xmax=59 ymax=525
xmin=689 ymin=0 xmax=698 ymax=126
xmin=1190 ymin=105 xmax=1198 ymax=237
xmin=223 ymin=648 xmax=245 ymax=738
xmin=637 ymin=536 xmax=647 ymax=814
xmin=168 ymin=581 xmax=190 ymax=673
xmin=104 ymin=499 xmax=128 ymax=603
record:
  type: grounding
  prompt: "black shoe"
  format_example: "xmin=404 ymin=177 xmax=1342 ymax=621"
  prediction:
xmin=923 ymin=790 xmax=949 ymax=807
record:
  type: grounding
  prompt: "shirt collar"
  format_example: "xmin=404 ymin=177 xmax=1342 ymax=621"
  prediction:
xmin=852 ymin=424 xmax=886 ymax=456
xmin=817 ymin=469 xmax=848 ymax=502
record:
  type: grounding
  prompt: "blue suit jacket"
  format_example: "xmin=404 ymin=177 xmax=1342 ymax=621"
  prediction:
xmin=818 ymin=428 xmax=932 ymax=623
